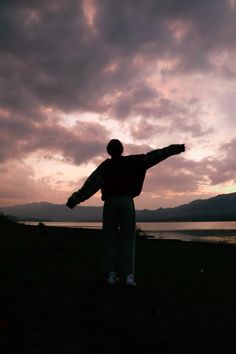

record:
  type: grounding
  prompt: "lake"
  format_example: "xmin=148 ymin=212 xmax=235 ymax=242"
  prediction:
xmin=20 ymin=221 xmax=236 ymax=245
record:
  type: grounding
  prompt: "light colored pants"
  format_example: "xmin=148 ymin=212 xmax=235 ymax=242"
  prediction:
xmin=102 ymin=195 xmax=136 ymax=276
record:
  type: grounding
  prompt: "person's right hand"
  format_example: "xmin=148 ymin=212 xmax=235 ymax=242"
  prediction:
xmin=170 ymin=144 xmax=185 ymax=154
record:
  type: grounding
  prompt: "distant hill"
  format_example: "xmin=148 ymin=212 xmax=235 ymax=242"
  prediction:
xmin=0 ymin=202 xmax=103 ymax=222
xmin=136 ymin=192 xmax=236 ymax=221
xmin=0 ymin=213 xmax=17 ymax=225
xmin=0 ymin=192 xmax=236 ymax=222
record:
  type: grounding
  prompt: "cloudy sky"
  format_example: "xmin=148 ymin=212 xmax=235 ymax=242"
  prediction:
xmin=0 ymin=0 xmax=236 ymax=209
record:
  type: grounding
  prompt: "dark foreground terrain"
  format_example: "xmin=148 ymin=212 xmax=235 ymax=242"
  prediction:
xmin=0 ymin=219 xmax=236 ymax=354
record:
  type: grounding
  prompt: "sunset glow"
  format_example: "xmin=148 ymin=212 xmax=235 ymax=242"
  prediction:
xmin=0 ymin=1 xmax=236 ymax=209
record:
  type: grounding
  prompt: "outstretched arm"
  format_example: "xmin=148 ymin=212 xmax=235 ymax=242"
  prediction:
xmin=66 ymin=168 xmax=104 ymax=209
xmin=144 ymin=144 xmax=185 ymax=170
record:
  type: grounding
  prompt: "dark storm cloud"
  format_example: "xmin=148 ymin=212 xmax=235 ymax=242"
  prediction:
xmin=0 ymin=1 xmax=101 ymax=114
xmin=0 ymin=0 xmax=235 ymax=164
xmin=96 ymin=0 xmax=236 ymax=71
xmin=1 ymin=0 xmax=235 ymax=112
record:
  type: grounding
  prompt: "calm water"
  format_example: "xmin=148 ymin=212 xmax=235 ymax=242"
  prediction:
xmin=20 ymin=221 xmax=236 ymax=245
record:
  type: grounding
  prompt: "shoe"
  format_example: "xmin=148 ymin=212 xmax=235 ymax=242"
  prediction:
xmin=107 ymin=272 xmax=119 ymax=285
xmin=126 ymin=274 xmax=137 ymax=287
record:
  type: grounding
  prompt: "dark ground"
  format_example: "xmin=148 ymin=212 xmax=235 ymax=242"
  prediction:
xmin=0 ymin=220 xmax=236 ymax=354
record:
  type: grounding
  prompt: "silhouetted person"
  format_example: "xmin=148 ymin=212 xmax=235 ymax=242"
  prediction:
xmin=66 ymin=139 xmax=185 ymax=286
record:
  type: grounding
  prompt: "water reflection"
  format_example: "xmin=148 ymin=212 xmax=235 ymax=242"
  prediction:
xmin=149 ymin=231 xmax=236 ymax=245
xmin=20 ymin=221 xmax=236 ymax=245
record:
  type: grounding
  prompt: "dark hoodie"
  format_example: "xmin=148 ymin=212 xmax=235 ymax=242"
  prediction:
xmin=73 ymin=144 xmax=184 ymax=203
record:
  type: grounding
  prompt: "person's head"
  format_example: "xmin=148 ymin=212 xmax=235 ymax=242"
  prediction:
xmin=107 ymin=139 xmax=124 ymax=157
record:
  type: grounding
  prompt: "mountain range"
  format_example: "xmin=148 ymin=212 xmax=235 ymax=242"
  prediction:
xmin=1 ymin=192 xmax=236 ymax=222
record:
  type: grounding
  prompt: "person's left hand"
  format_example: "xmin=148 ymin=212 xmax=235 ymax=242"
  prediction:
xmin=66 ymin=193 xmax=78 ymax=209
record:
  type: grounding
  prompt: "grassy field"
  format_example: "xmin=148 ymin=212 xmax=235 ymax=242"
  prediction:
xmin=0 ymin=219 xmax=236 ymax=353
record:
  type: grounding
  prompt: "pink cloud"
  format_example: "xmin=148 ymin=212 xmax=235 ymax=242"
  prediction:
xmin=0 ymin=114 xmax=109 ymax=164
xmin=0 ymin=162 xmax=66 ymax=206
xmin=1 ymin=0 xmax=235 ymax=121
xmin=207 ymin=139 xmax=236 ymax=185
xmin=0 ymin=1 xmax=235 ymax=207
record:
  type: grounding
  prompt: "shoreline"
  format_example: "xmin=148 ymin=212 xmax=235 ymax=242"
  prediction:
xmin=1 ymin=220 xmax=236 ymax=353
xmin=23 ymin=222 xmax=236 ymax=246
